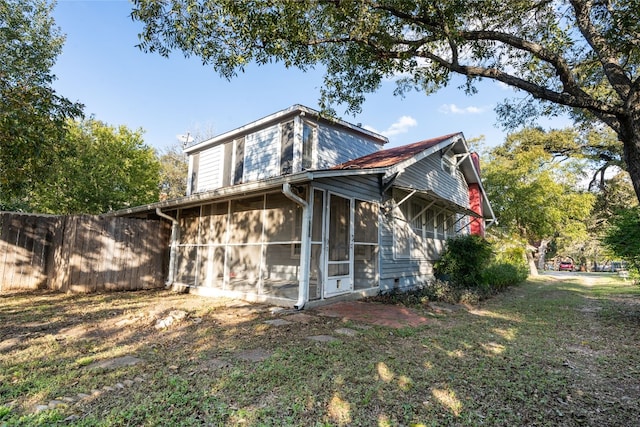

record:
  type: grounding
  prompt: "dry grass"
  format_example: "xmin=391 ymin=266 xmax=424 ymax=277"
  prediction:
xmin=1 ymin=273 xmax=639 ymax=426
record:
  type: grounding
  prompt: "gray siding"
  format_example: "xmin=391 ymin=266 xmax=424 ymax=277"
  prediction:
xmin=316 ymin=124 xmax=381 ymax=169
xmin=243 ymin=125 xmax=281 ymax=182
xmin=395 ymin=154 xmax=470 ymax=208
xmin=378 ymin=210 xmax=435 ymax=292
xmin=312 ymin=175 xmax=382 ymax=202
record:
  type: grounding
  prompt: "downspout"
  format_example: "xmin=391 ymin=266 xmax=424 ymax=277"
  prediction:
xmin=282 ymin=183 xmax=310 ymax=310
xmin=156 ymin=208 xmax=179 ymax=287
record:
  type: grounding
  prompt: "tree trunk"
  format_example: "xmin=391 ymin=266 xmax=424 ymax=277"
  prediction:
xmin=619 ymin=101 xmax=640 ymax=204
xmin=537 ymin=239 xmax=550 ymax=271
xmin=526 ymin=244 xmax=539 ymax=276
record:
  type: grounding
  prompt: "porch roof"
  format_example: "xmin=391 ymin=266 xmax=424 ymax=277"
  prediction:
xmin=393 ymin=185 xmax=483 ymax=219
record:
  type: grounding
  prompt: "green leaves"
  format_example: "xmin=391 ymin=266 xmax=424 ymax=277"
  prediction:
xmin=29 ymin=120 xmax=161 ymax=214
xmin=0 ymin=0 xmax=83 ymax=209
xmin=483 ymin=127 xmax=595 ymax=250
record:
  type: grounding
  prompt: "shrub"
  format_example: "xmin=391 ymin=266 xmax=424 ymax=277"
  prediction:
xmin=482 ymin=263 xmax=528 ymax=290
xmin=434 ymin=235 xmax=493 ymax=287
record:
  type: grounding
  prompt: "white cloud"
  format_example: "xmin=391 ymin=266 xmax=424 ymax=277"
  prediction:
xmin=369 ymin=115 xmax=418 ymax=137
xmin=438 ymin=104 xmax=488 ymax=115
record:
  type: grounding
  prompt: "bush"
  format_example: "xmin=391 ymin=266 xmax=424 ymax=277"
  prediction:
xmin=481 ymin=263 xmax=528 ymax=290
xmin=434 ymin=235 xmax=493 ymax=287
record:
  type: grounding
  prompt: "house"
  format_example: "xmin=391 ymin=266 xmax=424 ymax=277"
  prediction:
xmin=115 ymin=105 xmax=495 ymax=308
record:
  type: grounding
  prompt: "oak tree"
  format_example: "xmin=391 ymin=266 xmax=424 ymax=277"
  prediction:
xmin=131 ymin=0 xmax=640 ymax=202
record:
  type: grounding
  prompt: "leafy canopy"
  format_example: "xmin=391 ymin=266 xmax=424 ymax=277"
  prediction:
xmin=482 ymin=128 xmax=595 ymax=250
xmin=30 ymin=120 xmax=161 ymax=214
xmin=131 ymin=0 xmax=640 ymax=201
xmin=0 ymin=0 xmax=83 ymax=209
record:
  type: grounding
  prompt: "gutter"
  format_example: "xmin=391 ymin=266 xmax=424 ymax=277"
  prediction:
xmin=282 ymin=183 xmax=311 ymax=310
xmin=155 ymin=208 xmax=179 ymax=287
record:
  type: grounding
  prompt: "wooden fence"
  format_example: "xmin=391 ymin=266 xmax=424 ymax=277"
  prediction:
xmin=0 ymin=213 xmax=170 ymax=292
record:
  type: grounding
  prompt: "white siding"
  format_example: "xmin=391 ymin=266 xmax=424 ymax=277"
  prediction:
xmin=197 ymin=144 xmax=224 ymax=192
xmin=243 ymin=125 xmax=280 ymax=182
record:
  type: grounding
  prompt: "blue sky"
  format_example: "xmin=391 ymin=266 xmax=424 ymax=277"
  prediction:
xmin=52 ymin=0 xmax=569 ymax=153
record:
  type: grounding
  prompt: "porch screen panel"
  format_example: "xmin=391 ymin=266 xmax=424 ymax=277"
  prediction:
xmin=229 ymin=196 xmax=263 ymax=243
xmin=354 ymin=199 xmax=378 ymax=289
xmin=179 ymin=207 xmax=200 ymax=245
xmin=264 ymin=193 xmax=301 ymax=242
xmin=309 ymin=244 xmax=322 ymax=300
xmin=311 ymin=190 xmax=324 ymax=242
xmin=200 ymin=202 xmax=228 ymax=245
xmin=175 ymin=246 xmax=197 ymax=285
xmin=354 ymin=246 xmax=378 ymax=290
xmin=329 ymin=196 xmax=349 ymax=262
xmin=227 ymin=245 xmax=261 ymax=292
xmin=354 ymin=200 xmax=378 ymax=243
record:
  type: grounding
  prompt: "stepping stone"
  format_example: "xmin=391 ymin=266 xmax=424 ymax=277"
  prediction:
xmin=236 ymin=348 xmax=273 ymax=362
xmin=307 ymin=335 xmax=340 ymax=343
xmin=335 ymin=328 xmax=358 ymax=337
xmin=34 ymin=405 xmax=49 ymax=413
xmin=48 ymin=400 xmax=65 ymax=408
xmin=86 ymin=355 xmax=144 ymax=370
xmin=77 ymin=393 xmax=91 ymax=399
xmin=201 ymin=358 xmax=231 ymax=370
xmin=288 ymin=313 xmax=314 ymax=324
xmin=264 ymin=319 xmax=292 ymax=327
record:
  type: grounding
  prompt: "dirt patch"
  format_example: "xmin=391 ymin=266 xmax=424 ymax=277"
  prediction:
xmin=313 ymin=301 xmax=429 ymax=328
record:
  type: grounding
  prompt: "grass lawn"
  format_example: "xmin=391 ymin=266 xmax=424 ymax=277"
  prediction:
xmin=1 ymin=273 xmax=639 ymax=426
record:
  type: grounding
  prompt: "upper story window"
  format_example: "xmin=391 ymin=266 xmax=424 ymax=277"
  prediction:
xmin=302 ymin=122 xmax=316 ymax=170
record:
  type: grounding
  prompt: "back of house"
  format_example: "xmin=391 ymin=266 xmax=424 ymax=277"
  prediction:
xmin=115 ymin=105 xmax=495 ymax=308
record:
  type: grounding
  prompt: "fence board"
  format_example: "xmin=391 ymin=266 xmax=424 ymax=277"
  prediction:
xmin=0 ymin=213 xmax=169 ymax=292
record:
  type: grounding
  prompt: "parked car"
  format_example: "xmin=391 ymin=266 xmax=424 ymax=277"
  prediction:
xmin=559 ymin=261 xmax=574 ymax=271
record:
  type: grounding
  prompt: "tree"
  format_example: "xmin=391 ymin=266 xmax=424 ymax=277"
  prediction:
xmin=482 ymin=128 xmax=595 ymax=274
xmin=158 ymin=144 xmax=188 ymax=200
xmin=604 ymin=207 xmax=640 ymax=276
xmin=131 ymin=0 xmax=640 ymax=202
xmin=30 ymin=120 xmax=160 ymax=214
xmin=0 ymin=0 xmax=83 ymax=210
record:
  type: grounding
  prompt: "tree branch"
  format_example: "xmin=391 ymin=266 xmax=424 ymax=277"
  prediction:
xmin=570 ymin=0 xmax=632 ymax=99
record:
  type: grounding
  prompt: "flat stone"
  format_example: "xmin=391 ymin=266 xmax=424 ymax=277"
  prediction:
xmin=202 ymin=358 xmax=231 ymax=370
xmin=48 ymin=400 xmax=65 ymax=408
xmin=123 ymin=380 xmax=134 ymax=386
xmin=86 ymin=355 xmax=144 ymax=370
xmin=307 ymin=335 xmax=340 ymax=343
xmin=64 ymin=415 xmax=79 ymax=422
xmin=115 ymin=383 xmax=125 ymax=389
xmin=77 ymin=393 xmax=91 ymax=399
xmin=235 ymin=348 xmax=273 ymax=362
xmin=335 ymin=328 xmax=359 ymax=337
xmin=91 ymin=389 xmax=102 ymax=396
xmin=61 ymin=396 xmax=76 ymax=403
xmin=103 ymin=386 xmax=115 ymax=391
xmin=34 ymin=405 xmax=49 ymax=413
xmin=287 ymin=313 xmax=314 ymax=324
xmin=134 ymin=376 xmax=145 ymax=382
xmin=263 ymin=319 xmax=292 ymax=327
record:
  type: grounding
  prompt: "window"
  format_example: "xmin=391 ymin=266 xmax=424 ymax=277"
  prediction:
xmin=280 ymin=121 xmax=294 ymax=175
xmin=302 ymin=123 xmax=316 ymax=170
xmin=233 ymin=137 xmax=245 ymax=185
xmin=394 ymin=194 xmax=457 ymax=259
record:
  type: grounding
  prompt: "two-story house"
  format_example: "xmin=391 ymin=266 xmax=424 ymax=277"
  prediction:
xmin=116 ymin=105 xmax=495 ymax=309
